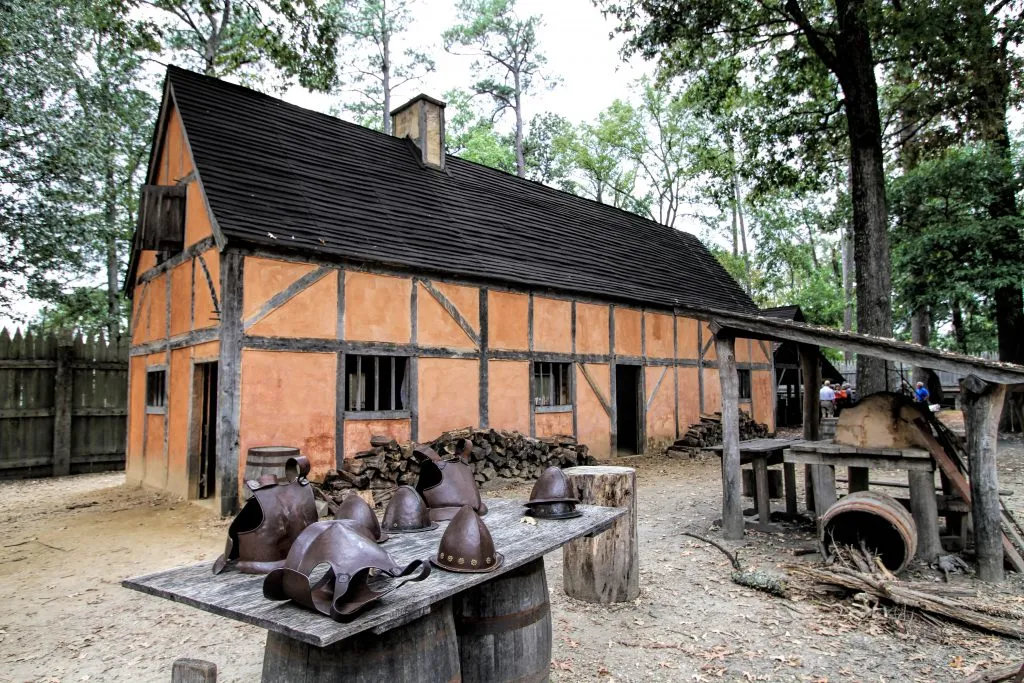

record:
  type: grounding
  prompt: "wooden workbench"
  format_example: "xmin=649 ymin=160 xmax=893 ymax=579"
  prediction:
xmin=709 ymin=438 xmax=803 ymax=530
xmin=124 ymin=498 xmax=624 ymax=680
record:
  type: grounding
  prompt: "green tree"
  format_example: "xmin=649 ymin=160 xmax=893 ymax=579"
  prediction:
xmin=443 ymin=87 xmax=517 ymax=173
xmin=148 ymin=0 xmax=338 ymax=88
xmin=329 ymin=0 xmax=434 ymax=133
xmin=601 ymin=0 xmax=896 ymax=393
xmin=443 ymin=0 xmax=551 ymax=178
xmin=564 ymin=103 xmax=647 ymax=214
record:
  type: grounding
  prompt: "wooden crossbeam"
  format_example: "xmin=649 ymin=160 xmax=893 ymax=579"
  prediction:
xmin=576 ymin=362 xmax=611 ymax=417
xmin=418 ymin=279 xmax=480 ymax=347
xmin=645 ymin=366 xmax=668 ymax=412
xmin=242 ymin=266 xmax=331 ymax=331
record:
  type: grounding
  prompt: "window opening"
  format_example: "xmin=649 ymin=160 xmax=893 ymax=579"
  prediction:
xmin=533 ymin=362 xmax=571 ymax=407
xmin=345 ymin=355 xmax=408 ymax=411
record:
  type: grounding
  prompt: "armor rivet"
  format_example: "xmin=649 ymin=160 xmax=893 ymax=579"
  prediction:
xmin=447 ymin=555 xmax=454 ymax=562
xmin=458 ymin=557 xmax=465 ymax=565
xmin=471 ymin=559 xmax=478 ymax=567
xmin=485 ymin=556 xmax=492 ymax=564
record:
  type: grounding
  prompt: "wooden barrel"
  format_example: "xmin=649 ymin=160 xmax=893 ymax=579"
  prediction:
xmin=453 ymin=558 xmax=552 ymax=683
xmin=244 ymin=446 xmax=300 ymax=497
xmin=820 ymin=491 xmax=918 ymax=573
xmin=262 ymin=598 xmax=461 ymax=683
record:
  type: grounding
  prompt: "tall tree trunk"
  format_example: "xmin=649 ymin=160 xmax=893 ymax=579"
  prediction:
xmin=964 ymin=0 xmax=1024 ymax=365
xmin=513 ymin=72 xmax=525 ymax=177
xmin=733 ymin=169 xmax=750 ymax=291
xmin=104 ymin=161 xmax=119 ymax=339
xmin=910 ymin=305 xmax=930 ymax=382
xmin=841 ymin=224 xmax=854 ymax=361
xmin=381 ymin=10 xmax=392 ymax=135
xmin=951 ymin=299 xmax=968 ymax=353
xmin=835 ymin=0 xmax=893 ymax=395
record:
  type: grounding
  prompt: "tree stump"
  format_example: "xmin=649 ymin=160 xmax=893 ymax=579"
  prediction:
xmin=562 ymin=466 xmax=638 ymax=603
xmin=171 ymin=659 xmax=217 ymax=683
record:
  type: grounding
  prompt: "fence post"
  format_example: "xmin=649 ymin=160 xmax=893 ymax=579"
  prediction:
xmin=52 ymin=333 xmax=73 ymax=477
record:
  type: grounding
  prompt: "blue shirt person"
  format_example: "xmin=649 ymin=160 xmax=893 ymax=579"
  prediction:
xmin=914 ymin=382 xmax=930 ymax=403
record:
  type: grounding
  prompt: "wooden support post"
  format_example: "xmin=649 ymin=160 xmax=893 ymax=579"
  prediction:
xmin=216 ymin=251 xmax=243 ymax=517
xmin=753 ymin=457 xmax=772 ymax=530
xmin=798 ymin=344 xmax=833 ymax=515
xmin=783 ymin=463 xmax=798 ymax=515
xmin=52 ymin=333 xmax=73 ymax=477
xmin=847 ymin=467 xmax=870 ymax=493
xmin=908 ymin=469 xmax=943 ymax=563
xmin=171 ymin=659 xmax=217 ymax=683
xmin=715 ymin=334 xmax=743 ymax=539
xmin=961 ymin=375 xmax=1007 ymax=582
xmin=562 ymin=466 xmax=639 ymax=603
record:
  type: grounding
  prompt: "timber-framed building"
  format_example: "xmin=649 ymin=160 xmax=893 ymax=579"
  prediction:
xmin=125 ymin=66 xmax=775 ymax=514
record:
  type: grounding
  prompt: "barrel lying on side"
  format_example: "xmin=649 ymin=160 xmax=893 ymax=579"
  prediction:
xmin=453 ymin=557 xmax=552 ymax=683
xmin=820 ymin=490 xmax=918 ymax=573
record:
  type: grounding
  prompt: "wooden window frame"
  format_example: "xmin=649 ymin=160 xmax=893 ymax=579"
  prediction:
xmin=146 ymin=366 xmax=167 ymax=414
xmin=533 ymin=361 xmax=572 ymax=412
xmin=344 ymin=354 xmax=410 ymax=419
xmin=737 ymin=368 xmax=752 ymax=401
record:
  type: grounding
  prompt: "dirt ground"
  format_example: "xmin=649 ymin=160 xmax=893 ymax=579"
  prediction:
xmin=2 ymin=431 xmax=1024 ymax=682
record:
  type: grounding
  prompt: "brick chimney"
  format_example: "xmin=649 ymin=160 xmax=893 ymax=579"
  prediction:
xmin=390 ymin=94 xmax=446 ymax=170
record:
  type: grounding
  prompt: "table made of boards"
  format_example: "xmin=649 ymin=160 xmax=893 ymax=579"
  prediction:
xmin=783 ymin=440 xmax=942 ymax=556
xmin=124 ymin=498 xmax=624 ymax=683
xmin=709 ymin=438 xmax=803 ymax=531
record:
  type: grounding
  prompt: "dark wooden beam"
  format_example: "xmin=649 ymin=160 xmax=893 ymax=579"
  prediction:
xmin=242 ymin=266 xmax=333 ymax=331
xmin=715 ymin=333 xmax=743 ymax=540
xmin=216 ymin=251 xmax=243 ymax=517
xmin=708 ymin=312 xmax=1024 ymax=385
xmin=961 ymin=374 xmax=1008 ymax=582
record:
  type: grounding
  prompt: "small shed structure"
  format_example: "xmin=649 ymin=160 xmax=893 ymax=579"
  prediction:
xmin=125 ymin=67 xmax=775 ymax=515
xmin=761 ymin=305 xmax=845 ymax=427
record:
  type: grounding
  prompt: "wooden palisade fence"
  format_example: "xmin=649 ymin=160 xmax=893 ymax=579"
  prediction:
xmin=0 ymin=328 xmax=128 ymax=479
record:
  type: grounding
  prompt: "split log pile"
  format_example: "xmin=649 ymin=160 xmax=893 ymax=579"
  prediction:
xmin=666 ymin=412 xmax=770 ymax=456
xmin=316 ymin=427 xmax=597 ymax=509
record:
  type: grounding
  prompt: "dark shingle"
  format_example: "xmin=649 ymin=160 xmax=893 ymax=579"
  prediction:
xmin=165 ymin=66 xmax=758 ymax=314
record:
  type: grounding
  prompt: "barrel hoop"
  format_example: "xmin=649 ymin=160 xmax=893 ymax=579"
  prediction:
xmin=456 ymin=600 xmax=550 ymax=636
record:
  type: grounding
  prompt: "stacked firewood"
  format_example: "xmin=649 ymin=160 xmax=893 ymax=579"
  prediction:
xmin=666 ymin=412 xmax=770 ymax=456
xmin=316 ymin=427 xmax=596 ymax=509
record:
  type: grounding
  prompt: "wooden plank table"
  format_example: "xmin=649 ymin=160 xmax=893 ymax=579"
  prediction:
xmin=784 ymin=441 xmax=941 ymax=560
xmin=124 ymin=498 xmax=623 ymax=679
xmin=708 ymin=438 xmax=802 ymax=530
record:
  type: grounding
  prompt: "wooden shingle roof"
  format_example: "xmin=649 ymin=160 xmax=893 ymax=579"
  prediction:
xmin=162 ymin=66 xmax=758 ymax=314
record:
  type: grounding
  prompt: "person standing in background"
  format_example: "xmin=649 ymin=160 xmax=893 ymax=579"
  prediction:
xmin=914 ymin=381 xmax=930 ymax=404
xmin=819 ymin=380 xmax=836 ymax=418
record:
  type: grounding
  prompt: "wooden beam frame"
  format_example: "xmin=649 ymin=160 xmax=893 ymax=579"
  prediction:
xmin=715 ymin=333 xmax=743 ymax=539
xmin=962 ymin=375 xmax=1008 ymax=581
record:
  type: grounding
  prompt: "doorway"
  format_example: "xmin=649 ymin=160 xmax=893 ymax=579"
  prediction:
xmin=615 ymin=364 xmax=642 ymax=455
xmin=191 ymin=362 xmax=218 ymax=499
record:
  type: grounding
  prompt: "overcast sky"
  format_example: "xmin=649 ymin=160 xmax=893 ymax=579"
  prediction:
xmin=289 ymin=0 xmax=652 ymax=130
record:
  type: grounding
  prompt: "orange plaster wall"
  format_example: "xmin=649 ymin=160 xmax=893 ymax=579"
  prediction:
xmin=142 ymin=274 xmax=168 ymax=343
xmin=533 ymin=297 xmax=571 ymax=353
xmin=736 ymin=338 xmax=752 ymax=363
xmin=143 ymin=413 xmax=165 ymax=489
xmin=169 ymin=261 xmax=192 ymax=337
xmin=752 ymin=340 xmax=771 ymax=363
xmin=131 ymin=283 xmax=149 ymax=346
xmin=487 ymin=291 xmax=529 ymax=350
xmin=645 ymin=366 xmax=675 ymax=448
xmin=417 ymin=281 xmax=478 ymax=349
xmin=676 ymin=317 xmax=699 ymax=359
xmin=243 ymin=257 xmax=317 ymax=320
xmin=345 ymin=272 xmax=411 ymax=343
xmin=487 ymin=360 xmax=530 ymax=434
xmin=700 ymin=322 xmax=717 ymax=361
xmin=155 ymin=109 xmax=188 ymax=185
xmin=575 ymin=363 xmax=611 ymax=459
xmin=677 ymin=367 xmax=700 ymax=430
xmin=575 ymin=303 xmax=609 ymax=355
xmin=137 ymin=252 xmax=157 ymax=279
xmin=435 ymin=281 xmax=480 ymax=329
xmin=703 ymin=368 xmax=722 ymax=415
xmin=752 ymin=370 xmax=775 ymax=432
xmin=166 ymin=348 xmax=192 ymax=497
xmin=194 ymin=249 xmax=220 ymax=330
xmin=239 ymin=350 xmax=337 ymax=481
xmin=536 ymin=410 xmax=573 ymax=438
xmin=344 ymin=419 xmax=411 ymax=460
xmin=248 ymin=270 xmax=338 ymax=339
xmin=191 ymin=340 xmax=220 ymax=361
xmin=126 ymin=357 xmax=147 ymax=485
xmin=614 ymin=308 xmax=642 ymax=356
xmin=184 ymin=180 xmax=213 ymax=247
xmin=645 ymin=312 xmax=674 ymax=359
xmin=418 ymin=358 xmax=478 ymax=440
